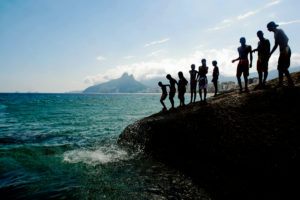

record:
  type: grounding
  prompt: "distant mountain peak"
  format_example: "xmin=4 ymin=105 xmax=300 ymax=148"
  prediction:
xmin=122 ymin=72 xmax=129 ymax=77
xmin=121 ymin=72 xmax=134 ymax=79
xmin=83 ymin=72 xmax=147 ymax=93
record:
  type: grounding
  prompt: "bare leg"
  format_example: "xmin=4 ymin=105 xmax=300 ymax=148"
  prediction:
xmin=160 ymin=100 xmax=167 ymax=110
xmin=278 ymin=70 xmax=283 ymax=86
xmin=237 ymin=75 xmax=242 ymax=91
xmin=199 ymin=89 xmax=203 ymax=101
xmin=284 ymin=69 xmax=294 ymax=86
xmin=213 ymin=81 xmax=217 ymax=95
xmin=244 ymin=74 xmax=248 ymax=92
xmin=170 ymin=97 xmax=174 ymax=108
xmin=204 ymin=88 xmax=207 ymax=102
xmin=263 ymin=71 xmax=268 ymax=85
xmin=258 ymin=71 xmax=263 ymax=86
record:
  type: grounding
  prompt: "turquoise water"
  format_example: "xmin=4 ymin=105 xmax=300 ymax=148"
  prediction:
xmin=0 ymin=93 xmax=209 ymax=200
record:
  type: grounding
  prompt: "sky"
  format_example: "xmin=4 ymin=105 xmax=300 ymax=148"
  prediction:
xmin=0 ymin=0 xmax=300 ymax=92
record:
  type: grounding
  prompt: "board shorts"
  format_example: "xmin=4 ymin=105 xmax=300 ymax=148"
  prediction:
xmin=198 ymin=77 xmax=208 ymax=89
xmin=190 ymin=79 xmax=197 ymax=90
xmin=160 ymin=93 xmax=167 ymax=101
xmin=169 ymin=88 xmax=176 ymax=98
xmin=257 ymin=56 xmax=269 ymax=73
xmin=237 ymin=59 xmax=249 ymax=77
xmin=278 ymin=46 xmax=291 ymax=71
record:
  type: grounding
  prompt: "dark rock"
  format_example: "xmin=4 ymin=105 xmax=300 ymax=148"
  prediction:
xmin=118 ymin=71 xmax=300 ymax=200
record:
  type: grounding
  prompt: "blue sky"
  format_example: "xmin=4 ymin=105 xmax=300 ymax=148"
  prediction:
xmin=0 ymin=0 xmax=300 ymax=92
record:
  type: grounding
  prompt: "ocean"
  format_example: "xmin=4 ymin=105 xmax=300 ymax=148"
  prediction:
xmin=0 ymin=93 xmax=210 ymax=200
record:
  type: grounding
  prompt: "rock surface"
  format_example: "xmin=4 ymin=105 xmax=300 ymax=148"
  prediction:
xmin=118 ymin=71 xmax=300 ymax=200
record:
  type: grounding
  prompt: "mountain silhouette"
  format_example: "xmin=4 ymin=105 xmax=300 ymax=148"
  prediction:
xmin=83 ymin=73 xmax=148 ymax=93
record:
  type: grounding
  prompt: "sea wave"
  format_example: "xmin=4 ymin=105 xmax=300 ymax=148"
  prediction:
xmin=63 ymin=145 xmax=130 ymax=166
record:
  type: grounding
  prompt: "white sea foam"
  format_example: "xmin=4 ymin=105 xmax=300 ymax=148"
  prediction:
xmin=63 ymin=145 xmax=130 ymax=166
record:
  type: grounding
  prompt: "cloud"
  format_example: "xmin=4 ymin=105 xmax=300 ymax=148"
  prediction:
xmin=85 ymin=49 xmax=300 ymax=85
xmin=264 ymin=0 xmax=281 ymax=8
xmin=237 ymin=0 xmax=281 ymax=20
xmin=144 ymin=38 xmax=170 ymax=47
xmin=148 ymin=49 xmax=167 ymax=57
xmin=278 ymin=20 xmax=300 ymax=26
xmin=123 ymin=56 xmax=134 ymax=59
xmin=223 ymin=19 xmax=233 ymax=24
xmin=96 ymin=56 xmax=105 ymax=61
xmin=237 ymin=10 xmax=259 ymax=20
xmin=207 ymin=24 xmax=231 ymax=31
xmin=209 ymin=0 xmax=282 ymax=31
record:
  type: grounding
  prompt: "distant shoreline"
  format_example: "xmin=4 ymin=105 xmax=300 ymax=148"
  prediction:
xmin=0 ymin=92 xmax=215 ymax=95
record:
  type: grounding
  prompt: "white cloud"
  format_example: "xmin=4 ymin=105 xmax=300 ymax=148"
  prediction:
xmin=123 ymin=56 xmax=134 ymax=59
xmin=96 ymin=56 xmax=105 ymax=61
xmin=148 ymin=49 xmax=167 ymax=57
xmin=207 ymin=24 xmax=231 ymax=31
xmin=223 ymin=19 xmax=233 ymax=24
xmin=264 ymin=0 xmax=281 ymax=8
xmin=237 ymin=0 xmax=281 ymax=20
xmin=144 ymin=38 xmax=170 ymax=47
xmin=278 ymin=20 xmax=300 ymax=26
xmin=237 ymin=10 xmax=259 ymax=20
xmin=85 ymin=49 xmax=300 ymax=85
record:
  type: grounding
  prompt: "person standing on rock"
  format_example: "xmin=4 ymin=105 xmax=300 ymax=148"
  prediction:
xmin=232 ymin=37 xmax=253 ymax=93
xmin=267 ymin=21 xmax=294 ymax=87
xmin=166 ymin=74 xmax=178 ymax=109
xmin=178 ymin=71 xmax=188 ymax=107
xmin=252 ymin=30 xmax=270 ymax=89
xmin=158 ymin=82 xmax=169 ymax=111
xmin=211 ymin=60 xmax=219 ymax=96
xmin=197 ymin=59 xmax=208 ymax=103
xmin=189 ymin=64 xmax=198 ymax=103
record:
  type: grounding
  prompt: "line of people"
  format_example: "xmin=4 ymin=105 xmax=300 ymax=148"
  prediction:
xmin=158 ymin=21 xmax=294 ymax=111
xmin=158 ymin=59 xmax=219 ymax=111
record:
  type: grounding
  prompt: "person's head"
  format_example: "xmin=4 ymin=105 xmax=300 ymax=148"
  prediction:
xmin=178 ymin=71 xmax=183 ymax=79
xmin=158 ymin=81 xmax=162 ymax=87
xmin=212 ymin=60 xmax=217 ymax=66
xmin=166 ymin=74 xmax=171 ymax=80
xmin=240 ymin=37 xmax=246 ymax=45
xmin=257 ymin=30 xmax=264 ymax=39
xmin=267 ymin=21 xmax=278 ymax=32
xmin=191 ymin=64 xmax=195 ymax=70
xmin=201 ymin=59 xmax=206 ymax=65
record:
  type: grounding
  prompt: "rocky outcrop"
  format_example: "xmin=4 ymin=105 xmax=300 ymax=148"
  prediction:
xmin=118 ymin=71 xmax=300 ymax=200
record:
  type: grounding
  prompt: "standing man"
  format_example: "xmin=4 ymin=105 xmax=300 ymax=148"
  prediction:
xmin=252 ymin=30 xmax=270 ymax=89
xmin=189 ymin=64 xmax=198 ymax=103
xmin=211 ymin=60 xmax=219 ymax=96
xmin=232 ymin=37 xmax=253 ymax=92
xmin=267 ymin=21 xmax=294 ymax=87
xmin=166 ymin=74 xmax=178 ymax=109
xmin=197 ymin=59 xmax=208 ymax=103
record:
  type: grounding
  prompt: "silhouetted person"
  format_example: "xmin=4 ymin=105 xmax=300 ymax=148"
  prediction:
xmin=166 ymin=74 xmax=178 ymax=109
xmin=189 ymin=64 xmax=198 ymax=103
xmin=267 ymin=21 xmax=294 ymax=87
xmin=211 ymin=60 xmax=219 ymax=96
xmin=158 ymin=82 xmax=169 ymax=111
xmin=232 ymin=37 xmax=253 ymax=92
xmin=252 ymin=30 xmax=270 ymax=89
xmin=178 ymin=71 xmax=188 ymax=106
xmin=197 ymin=59 xmax=208 ymax=102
